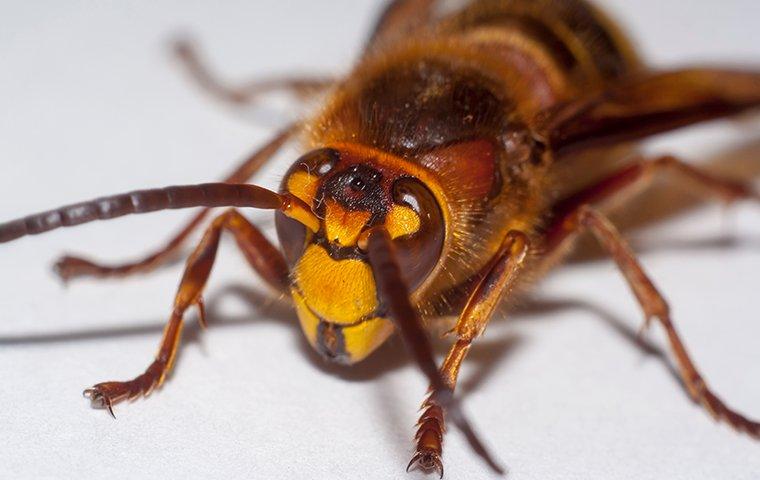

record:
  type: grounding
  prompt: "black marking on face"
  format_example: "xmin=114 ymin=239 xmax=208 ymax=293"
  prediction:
xmin=316 ymin=321 xmax=349 ymax=364
xmin=312 ymin=235 xmax=367 ymax=262
xmin=319 ymin=164 xmax=388 ymax=216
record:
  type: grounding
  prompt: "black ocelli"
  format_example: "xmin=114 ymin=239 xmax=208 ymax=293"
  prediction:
xmin=317 ymin=163 xmax=389 ymax=216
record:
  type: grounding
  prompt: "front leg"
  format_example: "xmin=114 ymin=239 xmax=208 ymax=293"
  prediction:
xmin=366 ymin=228 xmax=505 ymax=475
xmin=84 ymin=209 xmax=289 ymax=416
xmin=409 ymin=231 xmax=529 ymax=477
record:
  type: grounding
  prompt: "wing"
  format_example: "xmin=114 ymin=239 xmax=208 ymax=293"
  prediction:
xmin=538 ymin=68 xmax=760 ymax=156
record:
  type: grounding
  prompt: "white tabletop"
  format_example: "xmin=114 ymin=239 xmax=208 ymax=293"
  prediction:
xmin=1 ymin=1 xmax=759 ymax=479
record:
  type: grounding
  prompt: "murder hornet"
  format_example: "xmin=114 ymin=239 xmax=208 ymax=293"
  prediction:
xmin=2 ymin=0 xmax=760 ymax=476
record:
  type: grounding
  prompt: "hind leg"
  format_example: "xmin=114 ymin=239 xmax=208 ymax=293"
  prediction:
xmin=547 ymin=154 xmax=759 ymax=249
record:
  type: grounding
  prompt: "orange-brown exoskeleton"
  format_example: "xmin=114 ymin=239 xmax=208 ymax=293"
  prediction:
xmin=2 ymin=0 xmax=760 ymax=476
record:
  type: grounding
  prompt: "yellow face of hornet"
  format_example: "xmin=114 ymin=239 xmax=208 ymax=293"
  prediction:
xmin=275 ymin=144 xmax=444 ymax=364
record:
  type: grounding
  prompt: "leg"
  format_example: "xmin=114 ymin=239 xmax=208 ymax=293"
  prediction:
xmin=172 ymin=38 xmax=333 ymax=106
xmin=547 ymin=154 xmax=759 ymax=250
xmin=54 ymin=124 xmax=297 ymax=281
xmin=366 ymin=227 xmax=504 ymax=475
xmin=83 ymin=209 xmax=289 ymax=416
xmin=408 ymin=231 xmax=530 ymax=477
xmin=549 ymin=204 xmax=760 ymax=437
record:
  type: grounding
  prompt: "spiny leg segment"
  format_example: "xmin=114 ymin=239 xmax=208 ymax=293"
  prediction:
xmin=0 ymin=179 xmax=313 ymax=414
xmin=84 ymin=209 xmax=290 ymax=416
xmin=408 ymin=231 xmax=529 ymax=477
xmin=553 ymin=205 xmax=760 ymax=436
xmin=404 ymin=154 xmax=760 ymax=475
xmin=545 ymin=155 xmax=760 ymax=438
xmin=366 ymin=228 xmax=505 ymax=476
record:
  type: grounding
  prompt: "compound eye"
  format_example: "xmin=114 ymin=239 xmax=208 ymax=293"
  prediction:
xmin=389 ymin=177 xmax=444 ymax=289
xmin=393 ymin=179 xmax=424 ymax=215
xmin=278 ymin=148 xmax=340 ymax=265
xmin=317 ymin=157 xmax=336 ymax=175
xmin=275 ymin=211 xmax=307 ymax=267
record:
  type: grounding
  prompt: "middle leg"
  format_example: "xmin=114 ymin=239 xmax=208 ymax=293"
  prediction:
xmin=548 ymin=205 xmax=760 ymax=437
xmin=54 ymin=124 xmax=297 ymax=281
xmin=542 ymin=154 xmax=760 ymax=438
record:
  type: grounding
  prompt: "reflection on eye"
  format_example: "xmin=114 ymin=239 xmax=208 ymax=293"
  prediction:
xmin=389 ymin=176 xmax=444 ymax=290
xmin=296 ymin=148 xmax=340 ymax=176
xmin=399 ymin=191 xmax=420 ymax=212
xmin=317 ymin=161 xmax=333 ymax=175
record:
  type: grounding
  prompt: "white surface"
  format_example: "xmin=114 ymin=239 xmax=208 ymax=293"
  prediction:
xmin=1 ymin=1 xmax=759 ymax=479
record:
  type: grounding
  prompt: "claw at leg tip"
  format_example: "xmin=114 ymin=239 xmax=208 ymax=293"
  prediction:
xmin=83 ymin=387 xmax=116 ymax=418
xmin=406 ymin=453 xmax=423 ymax=472
xmin=407 ymin=452 xmax=444 ymax=478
